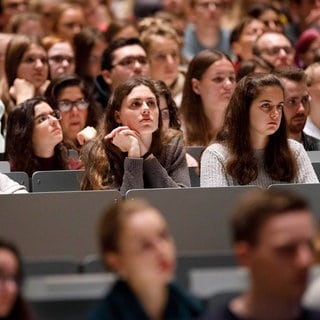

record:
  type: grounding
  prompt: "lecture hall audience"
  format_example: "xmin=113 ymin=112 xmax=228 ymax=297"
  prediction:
xmin=1 ymin=2 xmax=320 ymax=319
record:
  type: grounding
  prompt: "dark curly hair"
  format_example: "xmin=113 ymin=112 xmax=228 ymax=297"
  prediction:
xmin=5 ymin=97 xmax=68 ymax=176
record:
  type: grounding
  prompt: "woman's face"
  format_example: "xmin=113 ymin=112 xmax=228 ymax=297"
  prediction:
xmin=57 ymin=7 xmax=85 ymax=42
xmin=57 ymin=85 xmax=89 ymax=143
xmin=87 ymin=40 xmax=107 ymax=78
xmin=191 ymin=58 xmax=236 ymax=111
xmin=148 ymin=35 xmax=180 ymax=88
xmin=32 ymin=101 xmax=63 ymax=155
xmin=232 ymin=19 xmax=265 ymax=61
xmin=258 ymin=9 xmax=283 ymax=33
xmin=17 ymin=43 xmax=49 ymax=89
xmin=249 ymin=85 xmax=284 ymax=142
xmin=0 ymin=248 xmax=19 ymax=318
xmin=107 ymin=208 xmax=176 ymax=288
xmin=48 ymin=42 xmax=75 ymax=79
xmin=115 ymin=85 xmax=159 ymax=135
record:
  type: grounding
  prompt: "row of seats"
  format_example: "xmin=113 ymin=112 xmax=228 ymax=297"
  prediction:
xmin=1 ymin=169 xmax=83 ymax=192
xmin=2 ymin=184 xmax=320 ymax=261
xmin=2 ymin=149 xmax=320 ymax=190
xmin=1 ymin=184 xmax=319 ymax=319
xmin=2 ymin=163 xmax=320 ymax=191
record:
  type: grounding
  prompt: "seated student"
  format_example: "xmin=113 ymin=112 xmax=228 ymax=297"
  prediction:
xmin=43 ymin=36 xmax=75 ymax=79
xmin=200 ymin=188 xmax=320 ymax=320
xmin=303 ymin=219 xmax=320 ymax=311
xmin=200 ymin=73 xmax=318 ymax=187
xmin=304 ymin=62 xmax=320 ymax=140
xmin=80 ymin=77 xmax=190 ymax=195
xmin=273 ymin=66 xmax=320 ymax=151
xmin=86 ymin=198 xmax=204 ymax=320
xmin=93 ymin=37 xmax=150 ymax=110
xmin=5 ymin=97 xmax=69 ymax=176
xmin=180 ymin=50 xmax=236 ymax=147
xmin=230 ymin=16 xmax=265 ymax=72
xmin=252 ymin=31 xmax=295 ymax=69
xmin=73 ymin=27 xmax=107 ymax=88
xmin=0 ymin=237 xmax=36 ymax=319
xmin=45 ymin=74 xmax=101 ymax=153
xmin=0 ymin=173 xmax=27 ymax=193
xmin=152 ymin=79 xmax=197 ymax=167
xmin=0 ymin=35 xmax=50 ymax=129
xmin=140 ymin=20 xmax=185 ymax=107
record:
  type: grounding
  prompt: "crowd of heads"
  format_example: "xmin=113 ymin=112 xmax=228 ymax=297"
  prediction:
xmin=1 ymin=1 xmax=320 ymax=317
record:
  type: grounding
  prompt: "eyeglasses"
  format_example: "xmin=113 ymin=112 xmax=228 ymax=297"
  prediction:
xmin=285 ymin=95 xmax=310 ymax=109
xmin=195 ymin=1 xmax=222 ymax=9
xmin=111 ymin=56 xmax=149 ymax=69
xmin=259 ymin=46 xmax=294 ymax=56
xmin=49 ymin=55 xmax=75 ymax=64
xmin=34 ymin=110 xmax=61 ymax=124
xmin=258 ymin=102 xmax=283 ymax=114
xmin=57 ymin=98 xmax=89 ymax=113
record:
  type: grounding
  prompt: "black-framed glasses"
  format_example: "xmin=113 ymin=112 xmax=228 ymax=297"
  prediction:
xmin=49 ymin=55 xmax=75 ymax=64
xmin=34 ymin=110 xmax=61 ymax=124
xmin=57 ymin=98 xmax=89 ymax=113
xmin=260 ymin=46 xmax=294 ymax=56
xmin=111 ymin=56 xmax=149 ymax=69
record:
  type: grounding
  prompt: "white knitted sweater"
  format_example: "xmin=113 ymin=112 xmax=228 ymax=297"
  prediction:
xmin=200 ymin=139 xmax=319 ymax=187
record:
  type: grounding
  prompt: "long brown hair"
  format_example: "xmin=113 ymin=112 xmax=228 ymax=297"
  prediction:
xmin=5 ymin=97 xmax=68 ymax=176
xmin=217 ymin=73 xmax=297 ymax=185
xmin=180 ymin=49 xmax=234 ymax=146
xmin=1 ymin=35 xmax=48 ymax=115
xmin=81 ymin=77 xmax=180 ymax=190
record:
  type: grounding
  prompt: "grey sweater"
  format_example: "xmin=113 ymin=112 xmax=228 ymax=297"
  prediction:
xmin=119 ymin=135 xmax=190 ymax=195
xmin=200 ymin=139 xmax=319 ymax=187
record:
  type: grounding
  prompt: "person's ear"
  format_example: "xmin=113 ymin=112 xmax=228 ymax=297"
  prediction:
xmin=234 ymin=241 xmax=252 ymax=268
xmin=114 ymin=110 xmax=121 ymax=124
xmin=105 ymin=252 xmax=128 ymax=279
xmin=101 ymin=69 xmax=112 ymax=86
xmin=191 ymin=78 xmax=201 ymax=94
xmin=231 ymin=42 xmax=242 ymax=57
xmin=105 ymin=252 xmax=120 ymax=272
